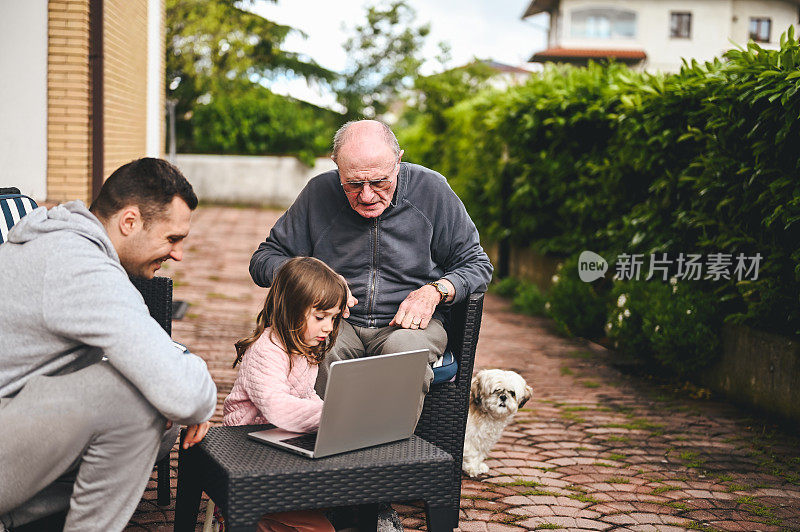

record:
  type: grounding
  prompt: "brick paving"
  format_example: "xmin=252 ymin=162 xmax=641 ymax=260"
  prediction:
xmin=126 ymin=206 xmax=800 ymax=531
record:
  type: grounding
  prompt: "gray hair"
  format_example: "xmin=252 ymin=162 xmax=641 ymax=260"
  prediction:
xmin=331 ymin=120 xmax=401 ymax=161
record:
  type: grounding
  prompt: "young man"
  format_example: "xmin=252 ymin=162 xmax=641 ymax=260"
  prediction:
xmin=0 ymin=158 xmax=216 ymax=531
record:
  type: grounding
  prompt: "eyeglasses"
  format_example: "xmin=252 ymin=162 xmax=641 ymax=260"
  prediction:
xmin=340 ymin=158 xmax=400 ymax=195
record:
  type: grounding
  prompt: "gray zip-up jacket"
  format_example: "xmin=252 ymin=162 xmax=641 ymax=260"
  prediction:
xmin=0 ymin=201 xmax=216 ymax=425
xmin=250 ymin=162 xmax=493 ymax=328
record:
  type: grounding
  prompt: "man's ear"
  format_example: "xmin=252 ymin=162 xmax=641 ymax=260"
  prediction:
xmin=117 ymin=206 xmax=141 ymax=237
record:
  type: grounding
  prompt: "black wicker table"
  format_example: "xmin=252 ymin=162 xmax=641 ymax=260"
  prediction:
xmin=174 ymin=425 xmax=455 ymax=532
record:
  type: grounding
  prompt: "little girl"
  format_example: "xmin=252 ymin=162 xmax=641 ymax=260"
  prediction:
xmin=219 ymin=256 xmax=348 ymax=532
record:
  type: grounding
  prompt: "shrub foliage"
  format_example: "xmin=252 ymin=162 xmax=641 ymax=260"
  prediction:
xmin=401 ymin=30 xmax=800 ymax=345
xmin=187 ymin=82 xmax=340 ymax=165
xmin=399 ymin=29 xmax=800 ymax=374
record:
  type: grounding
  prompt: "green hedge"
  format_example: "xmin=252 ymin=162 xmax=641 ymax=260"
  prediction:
xmin=187 ymin=83 xmax=340 ymax=165
xmin=606 ymin=278 xmax=723 ymax=375
xmin=401 ymin=30 xmax=800 ymax=341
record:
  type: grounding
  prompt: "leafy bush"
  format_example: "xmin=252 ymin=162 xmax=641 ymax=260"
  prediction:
xmin=489 ymin=277 xmax=548 ymax=316
xmin=492 ymin=267 xmax=724 ymax=376
xmin=512 ymin=282 xmax=548 ymax=317
xmin=188 ymin=82 xmax=340 ymax=165
xmin=606 ymin=281 xmax=653 ymax=359
xmin=547 ymin=259 xmax=608 ymax=338
xmin=398 ymin=61 xmax=495 ymax=169
xmin=398 ymin=28 xmax=800 ymax=338
xmin=642 ymin=281 xmax=722 ymax=375
xmin=608 ymin=279 xmax=722 ymax=374
xmin=489 ymin=277 xmax=521 ymax=298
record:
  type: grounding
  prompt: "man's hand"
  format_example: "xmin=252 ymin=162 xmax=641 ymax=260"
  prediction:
xmin=182 ymin=421 xmax=211 ymax=449
xmin=390 ymin=285 xmax=441 ymax=329
xmin=338 ymin=274 xmax=358 ymax=318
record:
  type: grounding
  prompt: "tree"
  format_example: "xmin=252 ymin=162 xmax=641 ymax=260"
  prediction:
xmin=336 ymin=0 xmax=431 ymax=121
xmin=406 ymin=60 xmax=496 ymax=132
xmin=397 ymin=61 xmax=496 ymax=168
xmin=166 ymin=0 xmax=335 ymax=151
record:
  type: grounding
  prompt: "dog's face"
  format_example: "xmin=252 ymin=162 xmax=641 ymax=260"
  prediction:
xmin=470 ymin=369 xmax=532 ymax=419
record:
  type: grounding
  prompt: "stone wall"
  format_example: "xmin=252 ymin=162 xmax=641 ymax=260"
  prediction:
xmin=704 ymin=323 xmax=800 ymax=424
xmin=174 ymin=154 xmax=337 ymax=208
xmin=486 ymin=243 xmax=562 ymax=292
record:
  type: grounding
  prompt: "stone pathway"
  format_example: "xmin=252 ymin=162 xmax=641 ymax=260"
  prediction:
xmin=127 ymin=206 xmax=800 ymax=531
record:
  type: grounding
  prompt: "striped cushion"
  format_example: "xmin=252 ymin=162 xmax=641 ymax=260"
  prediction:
xmin=0 ymin=194 xmax=39 ymax=245
xmin=431 ymin=350 xmax=457 ymax=384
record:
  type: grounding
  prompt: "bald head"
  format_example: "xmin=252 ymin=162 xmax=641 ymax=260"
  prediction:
xmin=332 ymin=120 xmax=401 ymax=163
xmin=332 ymin=120 xmax=404 ymax=219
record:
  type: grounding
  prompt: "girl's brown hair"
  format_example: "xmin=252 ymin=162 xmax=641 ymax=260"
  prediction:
xmin=233 ymin=257 xmax=348 ymax=369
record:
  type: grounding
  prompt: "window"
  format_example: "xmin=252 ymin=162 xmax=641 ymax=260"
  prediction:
xmin=571 ymin=8 xmax=637 ymax=39
xmin=670 ymin=12 xmax=692 ymax=39
xmin=749 ymin=17 xmax=771 ymax=42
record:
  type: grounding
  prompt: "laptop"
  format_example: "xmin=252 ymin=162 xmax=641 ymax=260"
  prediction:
xmin=247 ymin=348 xmax=429 ymax=458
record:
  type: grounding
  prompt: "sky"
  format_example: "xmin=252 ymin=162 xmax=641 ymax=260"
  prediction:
xmin=247 ymin=0 xmax=549 ymax=110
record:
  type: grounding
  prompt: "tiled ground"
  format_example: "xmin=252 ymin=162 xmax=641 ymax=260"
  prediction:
xmin=127 ymin=206 xmax=800 ymax=531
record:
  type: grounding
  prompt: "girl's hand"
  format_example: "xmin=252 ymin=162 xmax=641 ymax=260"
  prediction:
xmin=338 ymin=274 xmax=358 ymax=318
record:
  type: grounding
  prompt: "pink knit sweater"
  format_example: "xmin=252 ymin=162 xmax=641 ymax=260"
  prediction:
xmin=223 ymin=328 xmax=323 ymax=432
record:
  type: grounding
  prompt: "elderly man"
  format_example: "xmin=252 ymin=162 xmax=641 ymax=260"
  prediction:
xmin=250 ymin=120 xmax=493 ymax=405
xmin=0 ymin=158 xmax=216 ymax=531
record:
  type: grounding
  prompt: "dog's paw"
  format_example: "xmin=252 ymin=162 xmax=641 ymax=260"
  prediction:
xmin=462 ymin=460 xmax=490 ymax=478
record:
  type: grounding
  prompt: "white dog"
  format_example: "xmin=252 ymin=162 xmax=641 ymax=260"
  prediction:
xmin=462 ymin=369 xmax=533 ymax=477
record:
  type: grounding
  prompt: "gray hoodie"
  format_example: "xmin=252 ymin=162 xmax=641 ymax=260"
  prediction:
xmin=0 ymin=201 xmax=216 ymax=425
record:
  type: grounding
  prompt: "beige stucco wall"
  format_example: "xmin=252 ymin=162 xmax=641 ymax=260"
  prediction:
xmin=146 ymin=0 xmax=165 ymax=157
xmin=732 ymin=0 xmax=799 ymax=45
xmin=555 ymin=0 xmax=799 ymax=72
xmin=0 ymin=1 xmax=49 ymax=201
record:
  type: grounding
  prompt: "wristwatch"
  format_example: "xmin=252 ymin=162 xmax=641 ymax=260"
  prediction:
xmin=427 ymin=281 xmax=449 ymax=303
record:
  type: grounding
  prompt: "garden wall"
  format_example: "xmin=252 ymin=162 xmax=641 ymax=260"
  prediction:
xmin=175 ymin=154 xmax=335 ymax=208
xmin=485 ymin=243 xmax=560 ymax=293
xmin=704 ymin=324 xmax=800 ymax=424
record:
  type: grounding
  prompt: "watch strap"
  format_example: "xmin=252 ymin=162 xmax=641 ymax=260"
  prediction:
xmin=426 ymin=281 xmax=448 ymax=303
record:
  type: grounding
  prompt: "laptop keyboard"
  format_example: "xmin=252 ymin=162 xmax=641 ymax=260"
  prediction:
xmin=282 ymin=433 xmax=318 ymax=451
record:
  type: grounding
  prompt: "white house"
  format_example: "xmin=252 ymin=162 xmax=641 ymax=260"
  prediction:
xmin=479 ymin=60 xmax=535 ymax=88
xmin=522 ymin=0 xmax=800 ymax=71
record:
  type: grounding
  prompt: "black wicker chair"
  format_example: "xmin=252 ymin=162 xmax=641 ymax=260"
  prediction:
xmin=415 ymin=291 xmax=485 ymax=528
xmin=129 ymin=275 xmax=175 ymax=507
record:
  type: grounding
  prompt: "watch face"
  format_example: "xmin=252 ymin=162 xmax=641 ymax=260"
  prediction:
xmin=432 ymin=281 xmax=448 ymax=298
